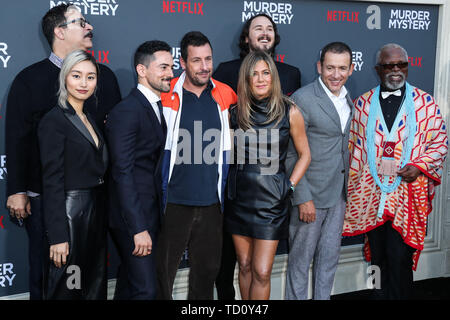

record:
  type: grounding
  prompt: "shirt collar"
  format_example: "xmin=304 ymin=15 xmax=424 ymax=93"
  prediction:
xmin=49 ymin=52 xmax=63 ymax=69
xmin=318 ymin=76 xmax=348 ymax=101
xmin=137 ymin=83 xmax=161 ymax=104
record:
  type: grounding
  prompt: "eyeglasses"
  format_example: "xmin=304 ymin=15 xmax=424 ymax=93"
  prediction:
xmin=377 ymin=62 xmax=409 ymax=70
xmin=58 ymin=18 xmax=90 ymax=28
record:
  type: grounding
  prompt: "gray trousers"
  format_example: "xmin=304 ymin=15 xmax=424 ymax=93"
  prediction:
xmin=285 ymin=198 xmax=345 ymax=300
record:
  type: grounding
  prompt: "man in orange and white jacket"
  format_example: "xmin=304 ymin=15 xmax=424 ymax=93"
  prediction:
xmin=156 ymin=31 xmax=237 ymax=300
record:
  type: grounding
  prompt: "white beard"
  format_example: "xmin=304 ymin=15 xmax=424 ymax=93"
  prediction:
xmin=383 ymin=71 xmax=406 ymax=90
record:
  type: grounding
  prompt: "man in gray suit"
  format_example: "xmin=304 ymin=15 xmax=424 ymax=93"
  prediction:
xmin=285 ymin=42 xmax=354 ymax=300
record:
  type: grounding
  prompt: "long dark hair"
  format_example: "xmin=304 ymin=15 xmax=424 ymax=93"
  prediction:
xmin=238 ymin=13 xmax=280 ymax=59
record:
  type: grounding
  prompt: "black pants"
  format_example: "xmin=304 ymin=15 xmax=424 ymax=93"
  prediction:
xmin=367 ymin=221 xmax=415 ymax=300
xmin=43 ymin=189 xmax=107 ymax=300
xmin=214 ymin=230 xmax=237 ymax=300
xmin=111 ymin=228 xmax=158 ymax=300
xmin=25 ymin=196 xmax=46 ymax=300
xmin=156 ymin=203 xmax=223 ymax=300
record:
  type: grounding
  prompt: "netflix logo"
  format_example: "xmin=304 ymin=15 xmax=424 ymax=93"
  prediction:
xmin=0 ymin=215 xmax=4 ymax=229
xmin=162 ymin=1 xmax=204 ymax=15
xmin=275 ymin=54 xmax=286 ymax=63
xmin=86 ymin=50 xmax=110 ymax=64
xmin=408 ymin=56 xmax=423 ymax=67
xmin=327 ymin=10 xmax=360 ymax=23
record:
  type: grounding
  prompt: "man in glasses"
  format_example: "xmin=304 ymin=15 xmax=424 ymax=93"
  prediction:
xmin=343 ymin=43 xmax=448 ymax=299
xmin=5 ymin=3 xmax=121 ymax=299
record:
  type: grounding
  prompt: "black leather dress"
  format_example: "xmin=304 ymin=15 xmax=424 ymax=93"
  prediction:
xmin=225 ymin=99 xmax=291 ymax=240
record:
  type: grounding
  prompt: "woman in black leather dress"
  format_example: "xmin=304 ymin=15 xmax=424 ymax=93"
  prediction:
xmin=38 ymin=50 xmax=108 ymax=299
xmin=225 ymin=51 xmax=310 ymax=300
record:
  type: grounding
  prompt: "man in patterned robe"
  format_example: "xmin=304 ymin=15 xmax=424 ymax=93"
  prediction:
xmin=343 ymin=43 xmax=448 ymax=299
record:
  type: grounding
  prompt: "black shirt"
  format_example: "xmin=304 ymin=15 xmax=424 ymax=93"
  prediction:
xmin=379 ymin=84 xmax=406 ymax=132
xmin=168 ymin=83 xmax=221 ymax=206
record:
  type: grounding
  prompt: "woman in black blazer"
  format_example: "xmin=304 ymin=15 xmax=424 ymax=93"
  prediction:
xmin=38 ymin=50 xmax=108 ymax=299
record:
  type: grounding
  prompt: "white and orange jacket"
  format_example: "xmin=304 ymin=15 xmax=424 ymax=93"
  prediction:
xmin=160 ymin=72 xmax=237 ymax=211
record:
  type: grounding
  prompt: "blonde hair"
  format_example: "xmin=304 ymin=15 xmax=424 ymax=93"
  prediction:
xmin=57 ymin=49 xmax=99 ymax=110
xmin=236 ymin=50 xmax=290 ymax=130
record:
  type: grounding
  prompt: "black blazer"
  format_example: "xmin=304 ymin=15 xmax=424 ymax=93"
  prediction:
xmin=106 ymin=88 xmax=166 ymax=236
xmin=5 ymin=59 xmax=121 ymax=196
xmin=38 ymin=104 xmax=108 ymax=245
xmin=213 ymin=58 xmax=301 ymax=96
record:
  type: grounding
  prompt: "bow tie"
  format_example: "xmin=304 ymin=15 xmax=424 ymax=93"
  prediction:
xmin=381 ymin=89 xmax=401 ymax=99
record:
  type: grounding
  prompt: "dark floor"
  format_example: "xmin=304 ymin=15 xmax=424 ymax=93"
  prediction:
xmin=331 ymin=277 xmax=450 ymax=300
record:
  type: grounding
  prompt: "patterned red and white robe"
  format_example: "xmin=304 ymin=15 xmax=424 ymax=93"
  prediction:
xmin=343 ymin=86 xmax=448 ymax=270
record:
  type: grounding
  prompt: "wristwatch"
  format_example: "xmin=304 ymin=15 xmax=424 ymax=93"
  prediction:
xmin=290 ymin=180 xmax=296 ymax=192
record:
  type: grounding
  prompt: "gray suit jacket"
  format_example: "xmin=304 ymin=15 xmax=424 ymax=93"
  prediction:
xmin=285 ymin=78 xmax=353 ymax=209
